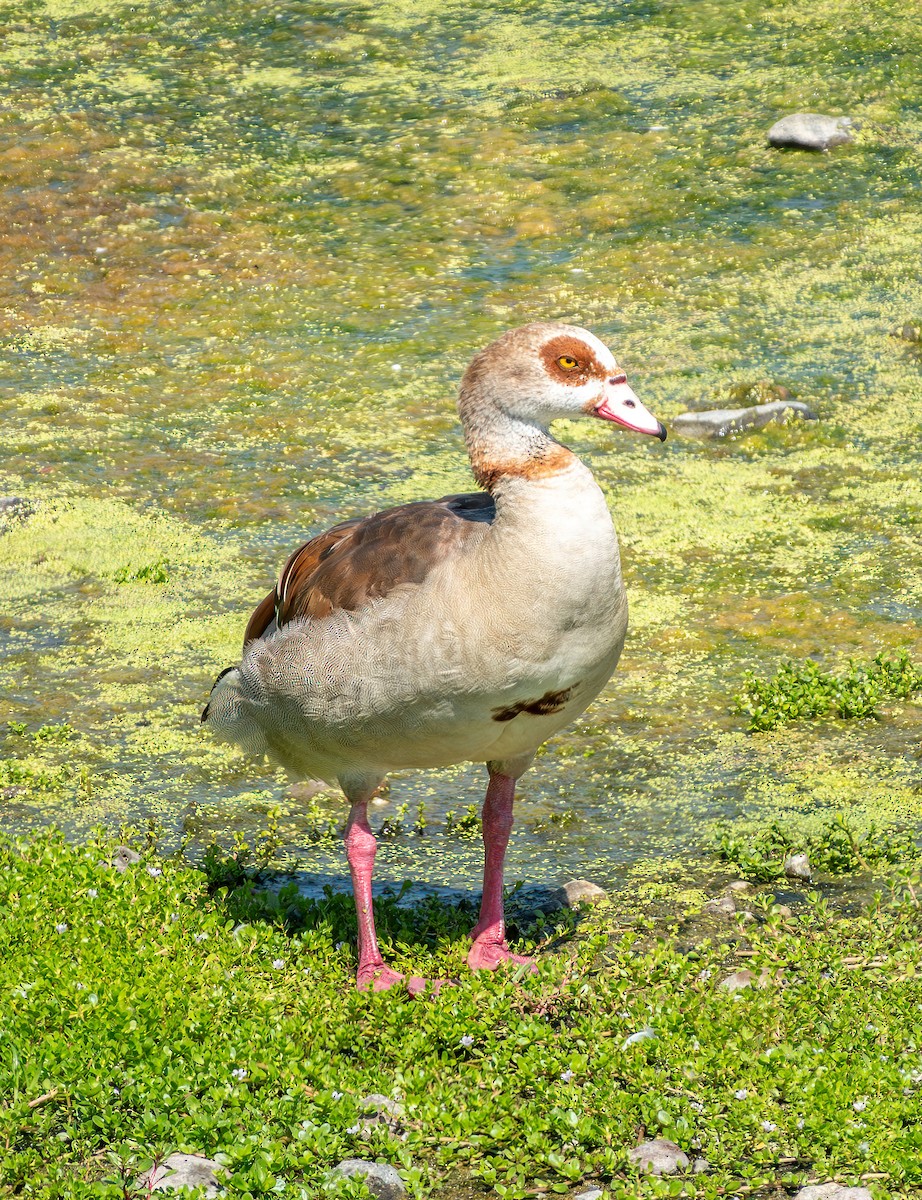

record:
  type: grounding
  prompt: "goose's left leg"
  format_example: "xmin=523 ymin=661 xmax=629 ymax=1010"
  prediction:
xmin=468 ymin=762 xmax=537 ymax=972
xmin=343 ymin=781 xmax=433 ymax=995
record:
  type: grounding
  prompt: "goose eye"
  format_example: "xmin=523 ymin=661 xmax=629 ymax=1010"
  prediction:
xmin=557 ymin=355 xmax=579 ymax=371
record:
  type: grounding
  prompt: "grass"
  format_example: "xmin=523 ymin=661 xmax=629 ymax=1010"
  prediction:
xmin=733 ymin=652 xmax=922 ymax=732
xmin=3 ymin=831 xmax=922 ymax=1198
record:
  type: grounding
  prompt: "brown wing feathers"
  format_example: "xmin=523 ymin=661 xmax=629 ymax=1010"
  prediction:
xmin=243 ymin=493 xmax=495 ymax=647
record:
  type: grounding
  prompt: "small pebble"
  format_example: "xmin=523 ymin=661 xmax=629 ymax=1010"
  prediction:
xmin=330 ymin=1160 xmax=406 ymax=1199
xmin=693 ymin=1157 xmax=710 ymax=1174
xmin=775 ymin=904 xmax=794 ymax=919
xmin=784 ymin=853 xmax=812 ymax=881
xmin=727 ymin=880 xmax=753 ymax=894
xmin=627 ymin=1139 xmax=690 ymax=1175
xmin=561 ymin=878 xmax=607 ymax=906
xmin=573 ymin=1188 xmax=604 ymax=1200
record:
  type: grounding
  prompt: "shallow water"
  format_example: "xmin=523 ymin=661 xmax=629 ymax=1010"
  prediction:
xmin=1 ymin=0 xmax=921 ymax=896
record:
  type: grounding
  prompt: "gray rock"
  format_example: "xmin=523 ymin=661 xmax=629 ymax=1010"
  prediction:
xmin=357 ymin=1094 xmax=406 ymax=1139
xmin=775 ymin=904 xmax=794 ymax=919
xmin=727 ymin=880 xmax=754 ymax=894
xmin=508 ymin=879 xmax=607 ymax=925
xmin=784 ymin=853 xmax=812 ymax=881
xmin=768 ymin=113 xmax=854 ymax=150
xmin=693 ymin=1157 xmax=711 ymax=1174
xmin=111 ymin=846 xmax=142 ymax=873
xmin=137 ymin=1154 xmax=228 ymax=1197
xmin=574 ymin=1188 xmax=604 ymax=1200
xmin=673 ymin=400 xmax=818 ymax=440
xmin=330 ymin=1160 xmax=406 ymax=1199
xmin=719 ymin=967 xmax=772 ymax=993
xmin=561 ymin=879 xmax=607 ymax=906
xmin=627 ymin=1139 xmax=690 ymax=1175
xmin=794 ymin=1186 xmax=872 ymax=1200
xmin=703 ymin=896 xmax=736 ymax=916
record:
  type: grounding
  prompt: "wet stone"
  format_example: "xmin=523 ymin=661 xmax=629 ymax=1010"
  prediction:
xmin=330 ymin=1159 xmax=406 ymax=1199
xmin=727 ymin=880 xmax=754 ymax=894
xmin=136 ymin=1153 xmax=228 ymax=1197
xmin=573 ymin=1188 xmax=604 ymax=1200
xmin=767 ymin=113 xmax=855 ymax=150
xmin=673 ymin=400 xmax=818 ymax=440
xmin=784 ymin=853 xmax=812 ymax=881
xmin=703 ymin=896 xmax=736 ymax=916
xmin=794 ymin=1186 xmax=872 ymax=1200
xmin=627 ymin=1139 xmax=690 ymax=1175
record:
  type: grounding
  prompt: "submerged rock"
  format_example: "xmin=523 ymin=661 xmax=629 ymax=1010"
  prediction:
xmin=893 ymin=321 xmax=922 ymax=343
xmin=673 ymin=400 xmax=818 ymax=440
xmin=137 ymin=1153 xmax=228 ymax=1196
xmin=767 ymin=113 xmax=854 ymax=150
xmin=627 ymin=1139 xmax=690 ymax=1175
xmin=703 ymin=896 xmax=736 ymax=916
xmin=330 ymin=1159 xmax=406 ymax=1199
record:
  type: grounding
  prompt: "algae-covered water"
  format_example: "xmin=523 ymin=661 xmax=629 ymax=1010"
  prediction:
xmin=1 ymin=0 xmax=920 ymax=896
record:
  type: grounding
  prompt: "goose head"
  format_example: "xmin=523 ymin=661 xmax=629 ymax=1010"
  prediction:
xmin=459 ymin=321 xmax=666 ymax=441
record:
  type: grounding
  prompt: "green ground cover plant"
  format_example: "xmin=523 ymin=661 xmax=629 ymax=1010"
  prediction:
xmin=3 ymin=832 xmax=922 ymax=1199
xmin=715 ymin=814 xmax=920 ymax=882
xmin=733 ymin=653 xmax=922 ymax=732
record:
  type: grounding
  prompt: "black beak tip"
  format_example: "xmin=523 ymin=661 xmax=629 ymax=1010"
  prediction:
xmin=657 ymin=422 xmax=668 ymax=442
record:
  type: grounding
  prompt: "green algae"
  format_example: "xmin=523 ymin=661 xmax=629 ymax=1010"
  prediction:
xmin=0 ymin=0 xmax=920 ymax=900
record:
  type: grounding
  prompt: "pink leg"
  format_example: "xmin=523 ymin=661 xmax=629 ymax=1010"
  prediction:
xmin=344 ymin=798 xmax=434 ymax=996
xmin=468 ymin=770 xmax=536 ymax=972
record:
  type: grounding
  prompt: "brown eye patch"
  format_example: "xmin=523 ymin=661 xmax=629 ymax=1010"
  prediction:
xmin=540 ymin=335 xmax=601 ymax=385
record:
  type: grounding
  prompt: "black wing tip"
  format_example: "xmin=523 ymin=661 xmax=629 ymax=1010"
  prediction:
xmin=202 ymin=665 xmax=236 ymax=722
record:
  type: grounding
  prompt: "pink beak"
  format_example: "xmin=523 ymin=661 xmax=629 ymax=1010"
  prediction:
xmin=594 ymin=374 xmax=667 ymax=441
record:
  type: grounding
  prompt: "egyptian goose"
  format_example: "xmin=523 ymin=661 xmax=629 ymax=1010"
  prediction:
xmin=203 ymin=322 xmax=666 ymax=993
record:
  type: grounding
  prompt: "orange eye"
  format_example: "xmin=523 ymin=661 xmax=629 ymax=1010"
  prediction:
xmin=557 ymin=355 xmax=579 ymax=371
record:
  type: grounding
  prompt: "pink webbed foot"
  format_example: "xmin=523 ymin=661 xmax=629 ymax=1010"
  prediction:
xmin=467 ymin=935 xmax=537 ymax=973
xmin=356 ymin=963 xmax=446 ymax=996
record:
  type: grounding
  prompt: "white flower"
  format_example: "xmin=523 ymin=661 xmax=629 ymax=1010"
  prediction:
xmin=734 ymin=1089 xmax=748 ymax=1100
xmin=858 ymin=1141 xmax=870 ymax=1155
xmin=232 ymin=1068 xmax=248 ymax=1080
xmin=272 ymin=959 xmax=285 ymax=970
xmin=560 ymin=1069 xmax=575 ymax=1083
xmin=797 ymin=1118 xmax=805 ymax=1129
xmin=690 ymin=1101 xmax=704 ymax=1112
xmin=55 ymin=923 xmax=68 ymax=934
xmin=194 ymin=932 xmax=208 ymax=943
xmin=761 ymin=1121 xmax=777 ymax=1132
xmin=347 ymin=1124 xmax=360 ymax=1135
xmin=147 ymin=867 xmax=162 ymax=877
xmin=459 ymin=1035 xmax=474 ymax=1048
xmin=87 ymin=889 xmax=98 ymax=898
xmin=697 ymin=969 xmax=712 ymax=981
xmin=853 ymin=1100 xmax=867 ymax=1112
xmin=331 ymin=1091 xmax=344 ymax=1100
